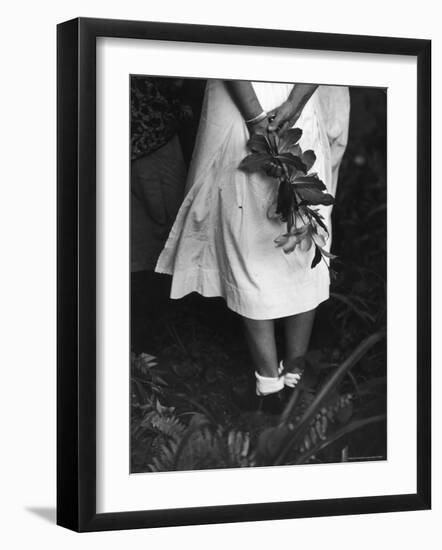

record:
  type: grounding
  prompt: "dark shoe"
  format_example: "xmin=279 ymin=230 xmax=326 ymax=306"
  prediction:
xmin=256 ymin=389 xmax=286 ymax=415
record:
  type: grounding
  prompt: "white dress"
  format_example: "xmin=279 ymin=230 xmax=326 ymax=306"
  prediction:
xmin=155 ymin=80 xmax=350 ymax=320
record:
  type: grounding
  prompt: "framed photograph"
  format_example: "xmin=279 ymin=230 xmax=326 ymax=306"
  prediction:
xmin=57 ymin=17 xmax=431 ymax=532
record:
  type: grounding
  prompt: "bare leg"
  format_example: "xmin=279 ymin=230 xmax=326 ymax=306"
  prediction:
xmin=242 ymin=317 xmax=279 ymax=377
xmin=283 ymin=308 xmax=316 ymax=363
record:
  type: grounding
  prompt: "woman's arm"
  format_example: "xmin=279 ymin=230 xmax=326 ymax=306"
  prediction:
xmin=268 ymin=84 xmax=318 ymax=134
xmin=225 ymin=81 xmax=268 ymax=133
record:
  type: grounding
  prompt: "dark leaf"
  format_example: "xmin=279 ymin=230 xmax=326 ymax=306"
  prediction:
xmin=302 ymin=150 xmax=316 ymax=171
xmin=263 ymin=161 xmax=283 ymax=178
xmin=276 ymin=179 xmax=293 ymax=221
xmin=276 ymin=153 xmax=307 ymax=173
xmin=246 ymin=133 xmax=270 ymax=154
xmin=311 ymin=244 xmax=322 ymax=268
xmin=266 ymin=130 xmax=279 ymax=154
xmin=292 ymin=174 xmax=326 ymax=191
xmin=307 ymin=207 xmax=329 ymax=234
xmin=295 ymin=182 xmax=327 ymax=193
xmin=293 ymin=144 xmax=302 ymax=157
xmin=278 ymin=128 xmax=303 ymax=153
xmin=296 ymin=187 xmax=334 ymax=206
xmin=238 ymin=153 xmax=273 ymax=173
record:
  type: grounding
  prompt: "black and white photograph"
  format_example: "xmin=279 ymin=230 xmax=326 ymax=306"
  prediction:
xmin=0 ymin=0 xmax=436 ymax=543
xmin=130 ymin=75 xmax=387 ymax=473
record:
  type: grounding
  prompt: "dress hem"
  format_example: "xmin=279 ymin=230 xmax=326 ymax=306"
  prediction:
xmin=155 ymin=264 xmax=330 ymax=320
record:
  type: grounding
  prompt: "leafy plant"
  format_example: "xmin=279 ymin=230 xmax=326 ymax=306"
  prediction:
xmin=131 ymin=331 xmax=386 ymax=472
xmin=262 ymin=331 xmax=386 ymax=466
xmin=239 ymin=128 xmax=336 ymax=269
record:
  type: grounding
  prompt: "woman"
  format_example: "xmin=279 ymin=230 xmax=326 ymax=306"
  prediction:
xmin=155 ymin=79 xmax=350 ymax=413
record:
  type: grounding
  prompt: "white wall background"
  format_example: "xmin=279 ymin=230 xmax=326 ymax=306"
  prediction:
xmin=0 ymin=0 xmax=439 ymax=547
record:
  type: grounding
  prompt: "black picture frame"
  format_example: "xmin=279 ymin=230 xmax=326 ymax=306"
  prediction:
xmin=57 ymin=17 xmax=431 ymax=532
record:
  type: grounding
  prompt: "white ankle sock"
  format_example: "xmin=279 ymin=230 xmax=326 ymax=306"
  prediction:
xmin=255 ymin=371 xmax=284 ymax=396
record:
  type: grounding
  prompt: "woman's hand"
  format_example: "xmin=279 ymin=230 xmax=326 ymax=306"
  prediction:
xmin=246 ymin=117 xmax=285 ymax=177
xmin=267 ymin=84 xmax=318 ymax=135
xmin=247 ymin=116 xmax=269 ymax=136
xmin=267 ymin=100 xmax=301 ymax=135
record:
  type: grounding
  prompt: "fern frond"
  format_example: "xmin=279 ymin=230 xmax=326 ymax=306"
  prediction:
xmin=150 ymin=414 xmax=187 ymax=441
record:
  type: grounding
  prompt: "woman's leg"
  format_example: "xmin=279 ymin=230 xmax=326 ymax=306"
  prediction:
xmin=242 ymin=317 xmax=279 ymax=377
xmin=283 ymin=308 xmax=316 ymax=362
